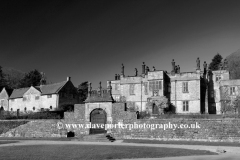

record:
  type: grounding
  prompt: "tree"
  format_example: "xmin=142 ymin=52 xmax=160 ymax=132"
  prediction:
xmin=209 ymin=53 xmax=223 ymax=71
xmin=146 ymin=96 xmax=169 ymax=115
xmin=220 ymin=86 xmax=240 ymax=114
xmin=0 ymin=66 xmax=6 ymax=90
xmin=19 ymin=69 xmax=42 ymax=87
xmin=77 ymin=81 xmax=88 ymax=102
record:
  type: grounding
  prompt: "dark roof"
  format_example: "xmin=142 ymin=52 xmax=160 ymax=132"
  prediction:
xmin=85 ymin=89 xmax=114 ymax=103
xmin=9 ymin=87 xmax=30 ymax=99
xmin=39 ymin=81 xmax=67 ymax=95
xmin=9 ymin=80 xmax=68 ymax=98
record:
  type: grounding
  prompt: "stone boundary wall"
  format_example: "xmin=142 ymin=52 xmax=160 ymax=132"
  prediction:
xmin=111 ymin=118 xmax=240 ymax=142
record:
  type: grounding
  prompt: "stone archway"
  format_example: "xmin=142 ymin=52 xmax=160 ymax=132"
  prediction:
xmin=90 ymin=108 xmax=107 ymax=134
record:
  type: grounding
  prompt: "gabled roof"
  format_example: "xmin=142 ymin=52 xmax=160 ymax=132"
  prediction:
xmin=9 ymin=79 xmax=70 ymax=99
xmin=9 ymin=87 xmax=30 ymax=99
xmin=0 ymin=87 xmax=13 ymax=97
xmin=39 ymin=81 xmax=68 ymax=95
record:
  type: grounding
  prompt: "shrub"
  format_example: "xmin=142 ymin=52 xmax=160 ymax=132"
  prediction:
xmin=0 ymin=111 xmax=63 ymax=120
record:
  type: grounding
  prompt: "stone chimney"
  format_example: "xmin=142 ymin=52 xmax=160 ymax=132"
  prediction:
xmin=121 ymin=63 xmax=125 ymax=76
xmin=145 ymin=66 xmax=149 ymax=75
xmin=142 ymin=62 xmax=146 ymax=75
xmin=171 ymin=59 xmax=175 ymax=75
xmin=153 ymin=66 xmax=156 ymax=71
xmin=67 ymin=77 xmax=71 ymax=81
xmin=107 ymin=81 xmax=112 ymax=94
xmin=115 ymin=74 xmax=118 ymax=80
xmin=177 ymin=65 xmax=180 ymax=73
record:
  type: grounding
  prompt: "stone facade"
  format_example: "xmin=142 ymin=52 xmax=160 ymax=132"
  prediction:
xmin=7 ymin=77 xmax=78 ymax=112
xmin=109 ymin=59 xmax=238 ymax=115
xmin=0 ymin=88 xmax=12 ymax=111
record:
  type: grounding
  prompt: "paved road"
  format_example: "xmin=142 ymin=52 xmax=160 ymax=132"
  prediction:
xmin=0 ymin=140 xmax=239 ymax=160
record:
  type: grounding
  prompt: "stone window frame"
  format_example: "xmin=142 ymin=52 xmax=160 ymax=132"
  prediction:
xmin=149 ymin=80 xmax=162 ymax=91
xmin=182 ymin=82 xmax=189 ymax=93
xmin=183 ymin=101 xmax=189 ymax=111
xmin=230 ymin=86 xmax=236 ymax=95
xmin=129 ymin=84 xmax=135 ymax=95
xmin=35 ymin=96 xmax=40 ymax=100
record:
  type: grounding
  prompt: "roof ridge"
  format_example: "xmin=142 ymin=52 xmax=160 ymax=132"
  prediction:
xmin=40 ymin=80 xmax=67 ymax=86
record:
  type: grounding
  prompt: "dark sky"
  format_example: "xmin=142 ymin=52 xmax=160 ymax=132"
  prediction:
xmin=1 ymin=0 xmax=240 ymax=88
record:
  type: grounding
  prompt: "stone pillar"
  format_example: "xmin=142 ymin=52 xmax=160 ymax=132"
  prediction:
xmin=196 ymin=57 xmax=200 ymax=70
xmin=98 ymin=82 xmax=102 ymax=96
xmin=205 ymin=86 xmax=208 ymax=114
xmin=88 ymin=82 xmax=92 ymax=98
xmin=135 ymin=68 xmax=138 ymax=76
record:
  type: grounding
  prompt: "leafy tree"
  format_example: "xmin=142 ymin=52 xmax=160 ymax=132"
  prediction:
xmin=0 ymin=66 xmax=6 ymax=90
xmin=77 ymin=81 xmax=88 ymax=102
xmin=208 ymin=53 xmax=223 ymax=71
xmin=19 ymin=69 xmax=42 ymax=87
xmin=146 ymin=96 xmax=169 ymax=115
xmin=226 ymin=49 xmax=240 ymax=79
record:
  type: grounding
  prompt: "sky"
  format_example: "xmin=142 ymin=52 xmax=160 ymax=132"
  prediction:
xmin=1 ymin=0 xmax=240 ymax=88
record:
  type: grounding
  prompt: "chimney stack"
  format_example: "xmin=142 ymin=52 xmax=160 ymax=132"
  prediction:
xmin=145 ymin=66 xmax=149 ymax=75
xmin=142 ymin=62 xmax=146 ymax=75
xmin=121 ymin=64 xmax=125 ymax=76
xmin=171 ymin=59 xmax=175 ymax=75
xmin=115 ymin=74 xmax=118 ymax=80
xmin=67 ymin=77 xmax=71 ymax=81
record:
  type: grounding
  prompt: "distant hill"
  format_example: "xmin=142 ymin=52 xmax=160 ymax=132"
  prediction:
xmin=226 ymin=49 xmax=240 ymax=79
xmin=2 ymin=67 xmax=25 ymax=89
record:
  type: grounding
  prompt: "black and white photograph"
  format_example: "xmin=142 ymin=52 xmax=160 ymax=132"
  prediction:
xmin=0 ymin=0 xmax=240 ymax=160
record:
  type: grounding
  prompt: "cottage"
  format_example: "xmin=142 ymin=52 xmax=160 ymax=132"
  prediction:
xmin=9 ymin=77 xmax=78 ymax=112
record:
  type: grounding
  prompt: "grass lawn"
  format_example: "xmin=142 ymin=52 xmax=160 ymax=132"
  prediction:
xmin=0 ymin=137 xmax=72 ymax=141
xmin=123 ymin=139 xmax=240 ymax=147
xmin=0 ymin=144 xmax=217 ymax=160
xmin=0 ymin=141 xmax=18 ymax=145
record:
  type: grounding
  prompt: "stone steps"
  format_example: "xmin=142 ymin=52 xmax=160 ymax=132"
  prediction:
xmin=81 ymin=134 xmax=116 ymax=142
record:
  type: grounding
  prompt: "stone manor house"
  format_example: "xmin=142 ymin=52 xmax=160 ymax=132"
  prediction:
xmin=108 ymin=58 xmax=237 ymax=115
xmin=0 ymin=58 xmax=239 ymax=115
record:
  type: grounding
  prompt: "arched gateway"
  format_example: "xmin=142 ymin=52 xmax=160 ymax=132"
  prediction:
xmin=90 ymin=108 xmax=107 ymax=134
